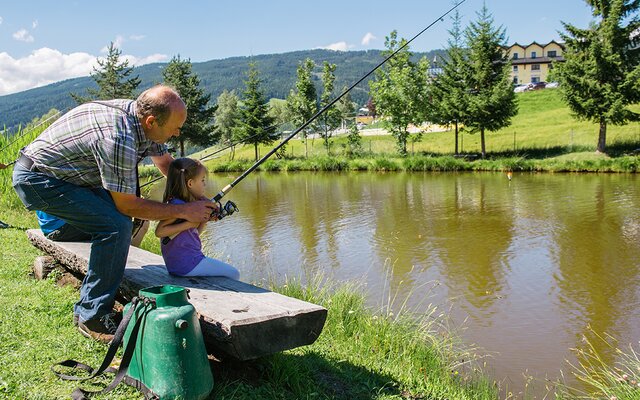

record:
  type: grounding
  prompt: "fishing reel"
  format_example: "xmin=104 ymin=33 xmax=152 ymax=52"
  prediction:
xmin=211 ymin=200 xmax=239 ymax=220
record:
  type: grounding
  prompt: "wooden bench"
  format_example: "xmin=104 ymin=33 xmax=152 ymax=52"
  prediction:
xmin=26 ymin=229 xmax=327 ymax=361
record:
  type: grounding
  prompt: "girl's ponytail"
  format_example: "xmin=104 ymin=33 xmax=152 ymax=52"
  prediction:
xmin=162 ymin=158 xmax=207 ymax=203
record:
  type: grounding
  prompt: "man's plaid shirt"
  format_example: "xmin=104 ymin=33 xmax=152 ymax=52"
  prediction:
xmin=23 ymin=100 xmax=167 ymax=194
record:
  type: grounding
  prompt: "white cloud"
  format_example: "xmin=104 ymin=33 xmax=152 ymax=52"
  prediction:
xmin=129 ymin=34 xmax=145 ymax=41
xmin=0 ymin=48 xmax=169 ymax=96
xmin=13 ymin=29 xmax=34 ymax=43
xmin=319 ymin=41 xmax=352 ymax=51
xmin=122 ymin=53 xmax=168 ymax=66
xmin=0 ymin=16 xmax=4 ymax=25
xmin=101 ymin=35 xmax=126 ymax=52
xmin=361 ymin=32 xmax=376 ymax=46
xmin=32 ymin=20 xmax=38 ymax=29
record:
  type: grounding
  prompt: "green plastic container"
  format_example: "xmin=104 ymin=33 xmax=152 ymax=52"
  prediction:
xmin=123 ymin=285 xmax=214 ymax=400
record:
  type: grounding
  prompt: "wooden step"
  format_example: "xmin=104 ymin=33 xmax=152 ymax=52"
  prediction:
xmin=26 ymin=229 xmax=327 ymax=360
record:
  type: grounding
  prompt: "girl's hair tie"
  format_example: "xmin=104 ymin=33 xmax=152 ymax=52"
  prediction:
xmin=179 ymin=168 xmax=185 ymax=173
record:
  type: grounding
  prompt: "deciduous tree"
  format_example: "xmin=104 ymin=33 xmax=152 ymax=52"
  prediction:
xmin=369 ymin=30 xmax=429 ymax=156
xmin=319 ymin=62 xmax=342 ymax=154
xmin=286 ymin=58 xmax=317 ymax=157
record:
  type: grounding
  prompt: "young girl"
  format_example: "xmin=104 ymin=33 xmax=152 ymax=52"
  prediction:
xmin=156 ymin=158 xmax=240 ymax=279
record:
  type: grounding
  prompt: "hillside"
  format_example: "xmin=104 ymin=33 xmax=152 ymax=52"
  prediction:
xmin=0 ymin=48 xmax=444 ymax=133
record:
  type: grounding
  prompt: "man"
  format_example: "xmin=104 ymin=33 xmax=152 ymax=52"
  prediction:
xmin=12 ymin=85 xmax=215 ymax=343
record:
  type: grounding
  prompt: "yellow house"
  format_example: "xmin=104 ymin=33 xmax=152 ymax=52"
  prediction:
xmin=505 ymin=41 xmax=565 ymax=85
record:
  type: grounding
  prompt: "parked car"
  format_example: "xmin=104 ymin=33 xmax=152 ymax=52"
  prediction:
xmin=528 ymin=82 xmax=546 ymax=90
xmin=545 ymin=81 xmax=560 ymax=88
xmin=513 ymin=85 xmax=528 ymax=93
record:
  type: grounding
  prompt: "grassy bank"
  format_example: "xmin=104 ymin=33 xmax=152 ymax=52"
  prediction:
xmin=0 ymin=206 xmax=500 ymax=399
xmin=198 ymin=152 xmax=639 ymax=174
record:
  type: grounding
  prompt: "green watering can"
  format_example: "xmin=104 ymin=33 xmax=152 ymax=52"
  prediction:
xmin=123 ymin=285 xmax=214 ymax=400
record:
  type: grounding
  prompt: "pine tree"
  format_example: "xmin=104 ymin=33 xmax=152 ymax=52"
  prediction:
xmin=71 ymin=42 xmax=141 ymax=103
xmin=463 ymin=5 xmax=517 ymax=159
xmin=369 ymin=30 xmax=429 ymax=156
xmin=238 ymin=62 xmax=277 ymax=161
xmin=163 ymin=55 xmax=218 ymax=157
xmin=431 ymin=9 xmax=469 ymax=155
xmin=556 ymin=0 xmax=640 ymax=153
xmin=286 ymin=58 xmax=317 ymax=158
xmin=319 ymin=62 xmax=342 ymax=154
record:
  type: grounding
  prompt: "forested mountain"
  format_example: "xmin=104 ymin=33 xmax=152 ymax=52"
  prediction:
xmin=0 ymin=48 xmax=444 ymax=133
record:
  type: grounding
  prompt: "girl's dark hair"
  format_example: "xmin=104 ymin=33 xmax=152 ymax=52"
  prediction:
xmin=163 ymin=158 xmax=207 ymax=203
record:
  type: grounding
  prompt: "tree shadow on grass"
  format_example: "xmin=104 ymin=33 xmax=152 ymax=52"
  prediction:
xmin=210 ymin=351 xmax=402 ymax=399
xmin=481 ymin=140 xmax=640 ymax=159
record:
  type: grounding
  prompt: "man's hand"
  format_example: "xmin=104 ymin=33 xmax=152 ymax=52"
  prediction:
xmin=180 ymin=200 xmax=217 ymax=223
xmin=111 ymin=191 xmax=216 ymax=222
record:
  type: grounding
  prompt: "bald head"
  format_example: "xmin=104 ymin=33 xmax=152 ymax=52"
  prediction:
xmin=136 ymin=85 xmax=186 ymax=126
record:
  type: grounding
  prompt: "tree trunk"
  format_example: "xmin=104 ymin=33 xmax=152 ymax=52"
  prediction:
xmin=480 ymin=128 xmax=486 ymax=159
xmin=597 ymin=120 xmax=607 ymax=154
xmin=254 ymin=143 xmax=259 ymax=161
xmin=305 ymin=137 xmax=308 ymax=158
xmin=454 ymin=121 xmax=459 ymax=155
xmin=180 ymin=139 xmax=185 ymax=157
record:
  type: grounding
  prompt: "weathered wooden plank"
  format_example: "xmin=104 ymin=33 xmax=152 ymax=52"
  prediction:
xmin=26 ymin=229 xmax=327 ymax=360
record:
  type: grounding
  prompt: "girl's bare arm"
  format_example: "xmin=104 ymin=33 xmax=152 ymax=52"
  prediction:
xmin=155 ymin=218 xmax=200 ymax=238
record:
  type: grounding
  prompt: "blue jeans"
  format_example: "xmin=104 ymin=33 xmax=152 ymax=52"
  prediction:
xmin=12 ymin=163 xmax=132 ymax=323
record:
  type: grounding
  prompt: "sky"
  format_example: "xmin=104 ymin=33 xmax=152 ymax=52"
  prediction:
xmin=0 ymin=0 xmax=595 ymax=96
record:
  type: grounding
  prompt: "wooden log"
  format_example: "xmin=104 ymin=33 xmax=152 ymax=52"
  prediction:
xmin=32 ymin=255 xmax=56 ymax=280
xmin=26 ymin=229 xmax=327 ymax=360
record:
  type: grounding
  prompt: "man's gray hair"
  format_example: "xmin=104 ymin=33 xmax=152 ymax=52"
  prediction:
xmin=136 ymin=85 xmax=184 ymax=126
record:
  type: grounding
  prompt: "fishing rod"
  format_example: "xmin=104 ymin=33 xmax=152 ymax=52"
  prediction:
xmin=211 ymin=0 xmax=467 ymax=203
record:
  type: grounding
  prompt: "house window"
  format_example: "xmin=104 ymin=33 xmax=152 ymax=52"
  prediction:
xmin=513 ymin=76 xmax=518 ymax=84
xmin=531 ymin=51 xmax=537 ymax=58
xmin=513 ymin=65 xmax=518 ymax=72
xmin=512 ymin=53 xmax=519 ymax=59
xmin=548 ymin=50 xmax=557 ymax=57
xmin=531 ymin=64 xmax=541 ymax=71
xmin=532 ymin=77 xmax=540 ymax=83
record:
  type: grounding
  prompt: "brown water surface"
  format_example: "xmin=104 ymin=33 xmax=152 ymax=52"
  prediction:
xmin=192 ymin=171 xmax=640 ymax=396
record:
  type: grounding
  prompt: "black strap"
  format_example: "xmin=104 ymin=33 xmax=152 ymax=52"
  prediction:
xmin=51 ymin=297 xmax=160 ymax=399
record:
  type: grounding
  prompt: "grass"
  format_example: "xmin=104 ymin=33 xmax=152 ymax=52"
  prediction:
xmin=194 ymin=89 xmax=640 ymax=173
xmin=1 ymin=123 xmax=51 ymax=211
xmin=0 ymin=205 xmax=501 ymax=399
xmin=556 ymin=329 xmax=640 ymax=400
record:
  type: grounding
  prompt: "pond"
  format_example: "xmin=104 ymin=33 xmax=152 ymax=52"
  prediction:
xmin=174 ymin=170 xmax=640 ymax=395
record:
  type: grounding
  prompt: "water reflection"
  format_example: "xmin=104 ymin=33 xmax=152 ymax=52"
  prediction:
xmin=190 ymin=171 xmax=640 ymax=395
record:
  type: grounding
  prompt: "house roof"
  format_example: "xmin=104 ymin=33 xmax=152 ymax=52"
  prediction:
xmin=505 ymin=40 xmax=566 ymax=51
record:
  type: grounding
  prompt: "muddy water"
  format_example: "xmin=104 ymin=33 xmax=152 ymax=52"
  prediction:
xmin=171 ymin=171 xmax=639 ymax=395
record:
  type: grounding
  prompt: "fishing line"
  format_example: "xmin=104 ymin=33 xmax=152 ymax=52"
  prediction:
xmin=0 ymin=109 xmax=64 ymax=160
xmin=212 ymin=0 xmax=467 ymax=202
xmin=139 ymin=125 xmax=279 ymax=190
